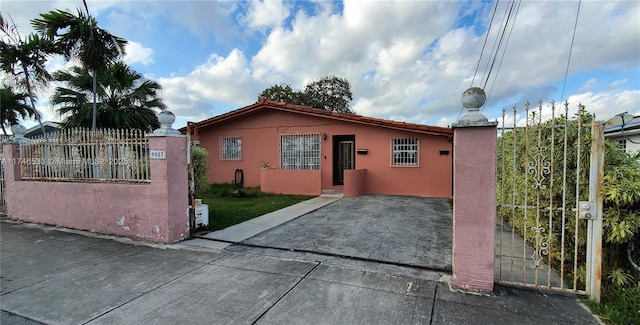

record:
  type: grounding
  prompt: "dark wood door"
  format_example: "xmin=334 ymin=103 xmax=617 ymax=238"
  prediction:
xmin=333 ymin=135 xmax=355 ymax=185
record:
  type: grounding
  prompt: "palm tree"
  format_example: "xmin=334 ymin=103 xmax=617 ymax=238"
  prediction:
xmin=0 ymin=86 xmax=36 ymax=135
xmin=0 ymin=13 xmax=56 ymax=137
xmin=51 ymin=61 xmax=165 ymax=130
xmin=32 ymin=8 xmax=127 ymax=130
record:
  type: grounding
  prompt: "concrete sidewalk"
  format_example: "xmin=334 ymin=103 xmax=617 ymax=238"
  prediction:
xmin=1 ymin=219 xmax=599 ymax=325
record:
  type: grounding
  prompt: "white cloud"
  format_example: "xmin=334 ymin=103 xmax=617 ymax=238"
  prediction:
xmin=250 ymin=0 xmax=462 ymax=116
xmin=124 ymin=41 xmax=154 ymax=65
xmin=158 ymin=49 xmax=256 ymax=119
xmin=243 ymin=0 xmax=290 ymax=30
xmin=568 ymin=89 xmax=640 ymax=120
xmin=5 ymin=0 xmax=639 ymax=130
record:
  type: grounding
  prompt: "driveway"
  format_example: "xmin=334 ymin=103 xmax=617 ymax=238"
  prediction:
xmin=227 ymin=195 xmax=453 ymax=272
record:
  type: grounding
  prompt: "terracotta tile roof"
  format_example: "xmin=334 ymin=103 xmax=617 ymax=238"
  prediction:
xmin=186 ymin=99 xmax=453 ymax=137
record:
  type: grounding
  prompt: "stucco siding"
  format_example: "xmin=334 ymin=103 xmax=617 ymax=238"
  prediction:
xmin=197 ymin=109 xmax=453 ymax=198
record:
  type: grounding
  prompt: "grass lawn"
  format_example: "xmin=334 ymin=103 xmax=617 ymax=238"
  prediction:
xmin=199 ymin=183 xmax=315 ymax=231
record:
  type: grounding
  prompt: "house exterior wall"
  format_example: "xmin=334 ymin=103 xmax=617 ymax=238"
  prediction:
xmin=605 ymin=133 xmax=640 ymax=154
xmin=197 ymin=109 xmax=453 ymax=198
xmin=260 ymin=168 xmax=322 ymax=196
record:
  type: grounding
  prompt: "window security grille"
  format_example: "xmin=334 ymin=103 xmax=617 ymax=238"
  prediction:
xmin=617 ymin=140 xmax=626 ymax=152
xmin=220 ymin=137 xmax=241 ymax=160
xmin=391 ymin=137 xmax=419 ymax=167
xmin=280 ymin=133 xmax=321 ymax=170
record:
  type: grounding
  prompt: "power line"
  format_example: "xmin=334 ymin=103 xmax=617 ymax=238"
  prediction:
xmin=481 ymin=1 xmax=509 ymax=89
xmin=457 ymin=1 xmax=502 ymax=122
xmin=471 ymin=0 xmax=500 ymax=88
xmin=458 ymin=1 xmax=520 ymax=121
xmin=560 ymin=0 xmax=581 ymax=103
xmin=483 ymin=0 xmax=521 ymax=112
xmin=483 ymin=0 xmax=517 ymax=90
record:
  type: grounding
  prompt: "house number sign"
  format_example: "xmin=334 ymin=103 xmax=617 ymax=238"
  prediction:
xmin=150 ymin=150 xmax=166 ymax=159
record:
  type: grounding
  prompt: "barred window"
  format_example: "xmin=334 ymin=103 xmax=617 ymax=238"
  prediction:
xmin=280 ymin=133 xmax=321 ymax=170
xmin=617 ymin=140 xmax=626 ymax=152
xmin=220 ymin=137 xmax=241 ymax=160
xmin=391 ymin=137 xmax=419 ymax=167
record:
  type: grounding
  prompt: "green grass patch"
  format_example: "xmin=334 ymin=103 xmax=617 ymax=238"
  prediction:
xmin=200 ymin=183 xmax=314 ymax=231
xmin=585 ymin=285 xmax=640 ymax=325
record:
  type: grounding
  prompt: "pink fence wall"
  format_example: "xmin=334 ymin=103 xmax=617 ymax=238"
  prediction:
xmin=2 ymin=136 xmax=189 ymax=243
xmin=344 ymin=169 xmax=366 ymax=197
xmin=260 ymin=168 xmax=322 ymax=196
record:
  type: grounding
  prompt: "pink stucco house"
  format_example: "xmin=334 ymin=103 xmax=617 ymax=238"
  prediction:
xmin=189 ymin=99 xmax=453 ymax=198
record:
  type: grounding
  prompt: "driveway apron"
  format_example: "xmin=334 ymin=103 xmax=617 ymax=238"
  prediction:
xmin=228 ymin=195 xmax=453 ymax=272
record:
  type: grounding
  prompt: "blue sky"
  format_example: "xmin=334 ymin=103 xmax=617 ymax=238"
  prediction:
xmin=3 ymin=0 xmax=639 ymax=130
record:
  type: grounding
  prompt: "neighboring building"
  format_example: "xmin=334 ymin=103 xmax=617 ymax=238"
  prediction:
xmin=604 ymin=115 xmax=640 ymax=154
xmin=24 ymin=121 xmax=61 ymax=139
xmin=188 ymin=99 xmax=453 ymax=198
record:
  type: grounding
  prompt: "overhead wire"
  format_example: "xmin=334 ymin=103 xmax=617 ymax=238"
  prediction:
xmin=560 ymin=0 xmax=581 ymax=103
xmin=482 ymin=0 xmax=517 ymax=91
xmin=470 ymin=0 xmax=501 ymax=88
xmin=456 ymin=0 xmax=503 ymax=122
xmin=480 ymin=2 xmax=510 ymax=89
xmin=483 ymin=0 xmax=522 ymax=112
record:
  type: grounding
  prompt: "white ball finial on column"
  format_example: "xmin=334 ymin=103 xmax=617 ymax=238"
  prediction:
xmin=458 ymin=87 xmax=488 ymax=124
xmin=10 ymin=124 xmax=28 ymax=143
xmin=151 ymin=110 xmax=182 ymax=136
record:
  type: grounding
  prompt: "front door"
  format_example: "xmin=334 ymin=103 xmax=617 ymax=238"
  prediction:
xmin=333 ymin=135 xmax=355 ymax=185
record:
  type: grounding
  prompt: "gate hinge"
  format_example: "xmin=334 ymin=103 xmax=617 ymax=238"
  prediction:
xmin=578 ymin=201 xmax=595 ymax=219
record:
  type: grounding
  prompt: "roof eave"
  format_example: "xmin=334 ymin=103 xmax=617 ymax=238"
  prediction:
xmin=188 ymin=99 xmax=453 ymax=137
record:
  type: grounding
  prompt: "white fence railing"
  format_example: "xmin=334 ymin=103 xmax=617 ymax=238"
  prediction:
xmin=19 ymin=128 xmax=150 ymax=183
xmin=0 ymin=135 xmax=7 ymax=210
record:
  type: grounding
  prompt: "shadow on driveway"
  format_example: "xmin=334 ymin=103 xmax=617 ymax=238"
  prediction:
xmin=228 ymin=195 xmax=452 ymax=272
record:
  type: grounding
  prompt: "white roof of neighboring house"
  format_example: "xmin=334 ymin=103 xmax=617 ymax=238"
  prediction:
xmin=24 ymin=121 xmax=61 ymax=138
xmin=604 ymin=115 xmax=640 ymax=136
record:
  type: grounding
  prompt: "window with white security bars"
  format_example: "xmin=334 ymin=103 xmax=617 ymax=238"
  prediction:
xmin=220 ymin=137 xmax=241 ymax=160
xmin=391 ymin=137 xmax=419 ymax=167
xmin=280 ymin=133 xmax=321 ymax=170
xmin=617 ymin=139 xmax=626 ymax=152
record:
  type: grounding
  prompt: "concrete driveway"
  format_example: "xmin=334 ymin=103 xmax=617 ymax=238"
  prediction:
xmin=226 ymin=195 xmax=453 ymax=273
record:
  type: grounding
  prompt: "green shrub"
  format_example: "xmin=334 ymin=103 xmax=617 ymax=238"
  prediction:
xmin=190 ymin=147 xmax=210 ymax=197
xmin=585 ymin=285 xmax=640 ymax=325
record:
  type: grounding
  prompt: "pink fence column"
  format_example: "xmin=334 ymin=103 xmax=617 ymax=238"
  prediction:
xmin=452 ymin=88 xmax=498 ymax=292
xmin=148 ymin=111 xmax=190 ymax=243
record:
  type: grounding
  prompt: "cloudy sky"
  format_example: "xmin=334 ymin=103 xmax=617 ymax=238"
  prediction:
xmin=3 ymin=0 xmax=639 ymax=130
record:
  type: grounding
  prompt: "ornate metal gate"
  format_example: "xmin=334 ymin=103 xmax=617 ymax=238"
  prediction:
xmin=496 ymin=101 xmax=603 ymax=301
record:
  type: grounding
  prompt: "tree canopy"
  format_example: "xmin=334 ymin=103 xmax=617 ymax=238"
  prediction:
xmin=32 ymin=8 xmax=127 ymax=130
xmin=32 ymin=9 xmax=127 ymax=74
xmin=0 ymin=13 xmax=57 ymax=136
xmin=1 ymin=86 xmax=36 ymax=135
xmin=258 ymin=76 xmax=354 ymax=114
xmin=0 ymin=8 xmax=168 ymax=132
xmin=51 ymin=61 xmax=164 ymax=130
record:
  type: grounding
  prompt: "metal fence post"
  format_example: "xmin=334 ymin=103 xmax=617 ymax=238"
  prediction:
xmin=586 ymin=121 xmax=604 ymax=302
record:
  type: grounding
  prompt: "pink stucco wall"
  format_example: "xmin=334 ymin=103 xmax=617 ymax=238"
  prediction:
xmin=260 ymin=168 xmax=322 ymax=196
xmin=198 ymin=109 xmax=452 ymax=198
xmin=2 ymin=136 xmax=189 ymax=243
xmin=344 ymin=169 xmax=366 ymax=197
xmin=452 ymin=125 xmax=497 ymax=292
